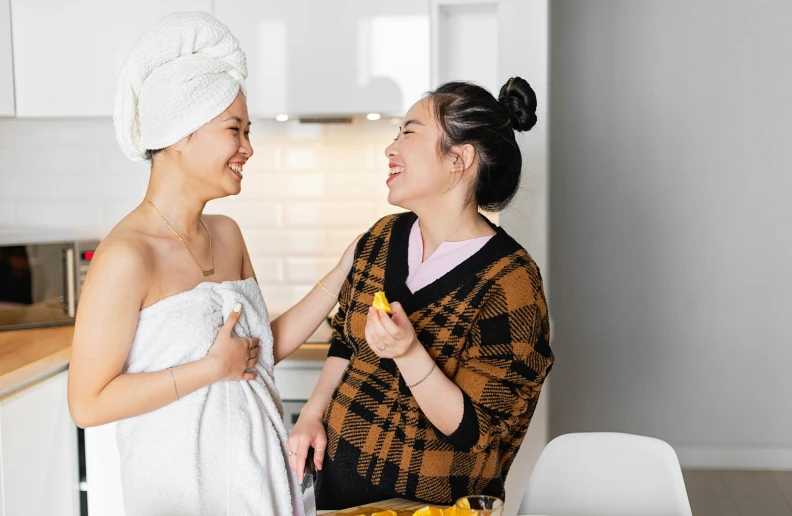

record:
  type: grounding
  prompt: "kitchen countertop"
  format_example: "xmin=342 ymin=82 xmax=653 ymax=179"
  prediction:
xmin=0 ymin=325 xmax=329 ymax=400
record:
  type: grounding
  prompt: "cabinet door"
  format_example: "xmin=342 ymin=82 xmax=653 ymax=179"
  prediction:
xmin=0 ymin=371 xmax=79 ymax=516
xmin=10 ymin=0 xmax=211 ymax=117
xmin=0 ymin=0 xmax=13 ymax=116
xmin=215 ymin=0 xmax=430 ymax=117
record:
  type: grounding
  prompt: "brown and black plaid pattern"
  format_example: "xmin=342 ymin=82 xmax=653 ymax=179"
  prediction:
xmin=323 ymin=212 xmax=553 ymax=504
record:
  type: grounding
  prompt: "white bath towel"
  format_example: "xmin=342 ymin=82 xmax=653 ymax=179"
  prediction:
xmin=117 ymin=278 xmax=303 ymax=516
xmin=114 ymin=11 xmax=247 ymax=162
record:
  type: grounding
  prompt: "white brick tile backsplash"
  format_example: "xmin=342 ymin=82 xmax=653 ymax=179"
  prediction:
xmin=284 ymin=201 xmax=376 ymax=229
xmin=257 ymin=283 xmax=313 ymax=314
xmin=249 ymin=257 xmax=284 ymax=283
xmin=325 ymin=172 xmax=389 ymax=199
xmin=327 ymin=229 xmax=366 ymax=255
xmin=102 ymin=199 xmax=141 ymax=229
xmin=204 ymin=198 xmax=282 ymax=228
xmin=17 ymin=201 xmax=102 ymax=228
xmin=317 ymin=145 xmax=371 ymax=171
xmin=0 ymin=118 xmax=116 ymax=147
xmin=0 ymin=118 xmax=410 ymax=307
xmin=244 ymin=143 xmax=281 ymax=172
xmin=283 ymin=146 xmax=318 ymax=170
xmin=285 ymin=257 xmax=340 ymax=283
xmin=240 ymin=173 xmax=326 ymax=199
xmin=0 ymin=173 xmax=58 ymax=199
xmin=375 ymin=204 xmax=407 ymax=220
xmin=242 ymin=229 xmax=329 ymax=257
xmin=57 ymin=171 xmax=147 ymax=200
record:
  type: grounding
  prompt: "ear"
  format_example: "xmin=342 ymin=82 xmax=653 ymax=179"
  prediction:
xmin=449 ymin=144 xmax=476 ymax=174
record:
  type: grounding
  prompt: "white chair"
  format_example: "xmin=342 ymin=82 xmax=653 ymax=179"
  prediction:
xmin=522 ymin=432 xmax=693 ymax=516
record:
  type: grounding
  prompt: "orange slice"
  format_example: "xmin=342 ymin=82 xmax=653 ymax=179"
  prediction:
xmin=441 ymin=506 xmax=458 ymax=516
xmin=372 ymin=291 xmax=392 ymax=314
xmin=371 ymin=511 xmax=398 ymax=516
xmin=413 ymin=507 xmax=445 ymax=516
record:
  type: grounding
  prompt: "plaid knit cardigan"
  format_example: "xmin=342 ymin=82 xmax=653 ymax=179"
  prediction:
xmin=323 ymin=212 xmax=553 ymax=505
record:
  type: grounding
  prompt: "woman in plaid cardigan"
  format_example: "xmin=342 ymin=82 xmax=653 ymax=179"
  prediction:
xmin=288 ymin=78 xmax=554 ymax=509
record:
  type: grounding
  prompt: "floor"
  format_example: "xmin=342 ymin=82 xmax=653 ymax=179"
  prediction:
xmin=683 ymin=470 xmax=792 ymax=516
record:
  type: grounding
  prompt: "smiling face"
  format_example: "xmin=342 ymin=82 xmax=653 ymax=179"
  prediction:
xmin=171 ymin=91 xmax=254 ymax=198
xmin=384 ymin=97 xmax=467 ymax=211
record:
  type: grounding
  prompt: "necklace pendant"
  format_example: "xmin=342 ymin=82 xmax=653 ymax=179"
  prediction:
xmin=203 ymin=268 xmax=215 ymax=277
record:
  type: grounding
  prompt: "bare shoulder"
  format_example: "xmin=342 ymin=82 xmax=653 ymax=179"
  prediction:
xmin=88 ymin=224 xmax=154 ymax=284
xmin=203 ymin=214 xmax=242 ymax=235
xmin=203 ymin=214 xmax=245 ymax=247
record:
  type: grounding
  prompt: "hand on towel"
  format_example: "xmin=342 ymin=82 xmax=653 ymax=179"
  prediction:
xmin=206 ymin=303 xmax=261 ymax=382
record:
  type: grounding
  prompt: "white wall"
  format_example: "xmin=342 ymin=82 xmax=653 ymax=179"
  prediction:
xmin=0 ymin=117 xmax=402 ymax=313
xmin=549 ymin=0 xmax=792 ymax=469
xmin=496 ymin=0 xmax=550 ymax=513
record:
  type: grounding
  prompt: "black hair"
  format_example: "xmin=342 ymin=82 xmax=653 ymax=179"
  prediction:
xmin=145 ymin=148 xmax=164 ymax=161
xmin=427 ymin=77 xmax=537 ymax=212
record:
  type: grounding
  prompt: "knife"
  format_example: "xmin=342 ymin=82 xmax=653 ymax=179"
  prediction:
xmin=301 ymin=447 xmax=317 ymax=515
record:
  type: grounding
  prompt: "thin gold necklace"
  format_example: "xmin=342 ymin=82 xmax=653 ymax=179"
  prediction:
xmin=145 ymin=198 xmax=215 ymax=277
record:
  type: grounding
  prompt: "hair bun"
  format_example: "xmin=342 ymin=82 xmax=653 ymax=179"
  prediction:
xmin=498 ymin=77 xmax=538 ymax=132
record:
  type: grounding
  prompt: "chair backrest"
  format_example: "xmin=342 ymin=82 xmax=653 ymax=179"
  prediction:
xmin=523 ymin=432 xmax=693 ymax=516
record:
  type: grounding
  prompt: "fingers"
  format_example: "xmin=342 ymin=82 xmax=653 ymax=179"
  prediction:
xmin=314 ymin=432 xmax=328 ymax=470
xmin=242 ymin=370 xmax=258 ymax=381
xmin=295 ymin=436 xmax=311 ymax=483
xmin=377 ymin=307 xmax=400 ymax=337
xmin=224 ymin=303 xmax=243 ymax=334
xmin=287 ymin=436 xmax=299 ymax=473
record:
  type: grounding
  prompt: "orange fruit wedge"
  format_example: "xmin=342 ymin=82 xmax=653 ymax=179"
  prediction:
xmin=372 ymin=291 xmax=392 ymax=314
xmin=441 ymin=506 xmax=458 ymax=516
xmin=412 ymin=506 xmax=445 ymax=516
xmin=371 ymin=511 xmax=398 ymax=516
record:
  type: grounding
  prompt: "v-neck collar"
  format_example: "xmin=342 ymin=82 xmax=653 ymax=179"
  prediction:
xmin=383 ymin=212 xmax=521 ymax=314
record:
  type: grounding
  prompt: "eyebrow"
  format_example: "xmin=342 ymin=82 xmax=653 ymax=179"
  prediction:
xmin=401 ymin=119 xmax=423 ymax=129
xmin=223 ymin=116 xmax=252 ymax=127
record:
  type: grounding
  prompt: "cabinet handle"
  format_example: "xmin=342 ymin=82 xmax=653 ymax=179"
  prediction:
xmin=65 ymin=248 xmax=76 ymax=318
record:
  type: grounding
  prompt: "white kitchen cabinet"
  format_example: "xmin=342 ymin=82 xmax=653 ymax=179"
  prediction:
xmin=0 ymin=370 xmax=79 ymax=516
xmin=0 ymin=0 xmax=13 ymax=116
xmin=10 ymin=0 xmax=211 ymax=117
xmin=214 ymin=0 xmax=430 ymax=117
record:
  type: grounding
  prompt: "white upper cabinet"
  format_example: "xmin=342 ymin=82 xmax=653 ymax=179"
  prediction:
xmin=214 ymin=0 xmax=430 ymax=117
xmin=0 ymin=0 xmax=13 ymax=116
xmin=10 ymin=0 xmax=211 ymax=117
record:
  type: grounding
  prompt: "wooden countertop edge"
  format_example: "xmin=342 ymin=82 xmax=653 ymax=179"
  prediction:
xmin=0 ymin=346 xmax=71 ymax=400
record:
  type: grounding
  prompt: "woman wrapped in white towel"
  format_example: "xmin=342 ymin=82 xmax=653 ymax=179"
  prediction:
xmin=67 ymin=12 xmax=356 ymax=516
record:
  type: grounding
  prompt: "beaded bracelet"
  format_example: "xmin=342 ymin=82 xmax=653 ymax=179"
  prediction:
xmin=317 ymin=280 xmax=339 ymax=299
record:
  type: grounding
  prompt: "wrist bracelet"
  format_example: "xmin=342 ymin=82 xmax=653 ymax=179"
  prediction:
xmin=168 ymin=367 xmax=180 ymax=401
xmin=317 ymin=280 xmax=339 ymax=299
xmin=407 ymin=363 xmax=436 ymax=389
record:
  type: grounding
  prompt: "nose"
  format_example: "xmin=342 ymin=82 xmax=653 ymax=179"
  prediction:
xmin=239 ymin=133 xmax=254 ymax=159
xmin=385 ymin=139 xmax=399 ymax=158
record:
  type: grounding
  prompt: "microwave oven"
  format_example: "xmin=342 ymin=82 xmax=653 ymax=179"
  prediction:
xmin=0 ymin=235 xmax=100 ymax=331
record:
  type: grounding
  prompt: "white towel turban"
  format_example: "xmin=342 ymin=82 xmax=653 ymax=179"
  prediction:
xmin=114 ymin=12 xmax=248 ymax=162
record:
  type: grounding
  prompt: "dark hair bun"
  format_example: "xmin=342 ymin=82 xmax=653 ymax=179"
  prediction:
xmin=498 ymin=77 xmax=538 ymax=132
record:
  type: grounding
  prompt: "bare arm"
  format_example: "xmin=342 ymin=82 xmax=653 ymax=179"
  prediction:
xmin=67 ymin=240 xmax=258 ymax=428
xmin=269 ymin=236 xmax=361 ymax=364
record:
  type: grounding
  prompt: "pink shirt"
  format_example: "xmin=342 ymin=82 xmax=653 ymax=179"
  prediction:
xmin=406 ymin=219 xmax=494 ymax=293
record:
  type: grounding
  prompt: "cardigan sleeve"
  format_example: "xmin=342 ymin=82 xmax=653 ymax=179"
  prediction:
xmin=440 ymin=268 xmax=553 ymax=453
xmin=326 ymin=277 xmax=354 ymax=360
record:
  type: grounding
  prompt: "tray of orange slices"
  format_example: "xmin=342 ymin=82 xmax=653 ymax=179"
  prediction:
xmin=318 ymin=497 xmax=471 ymax=516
